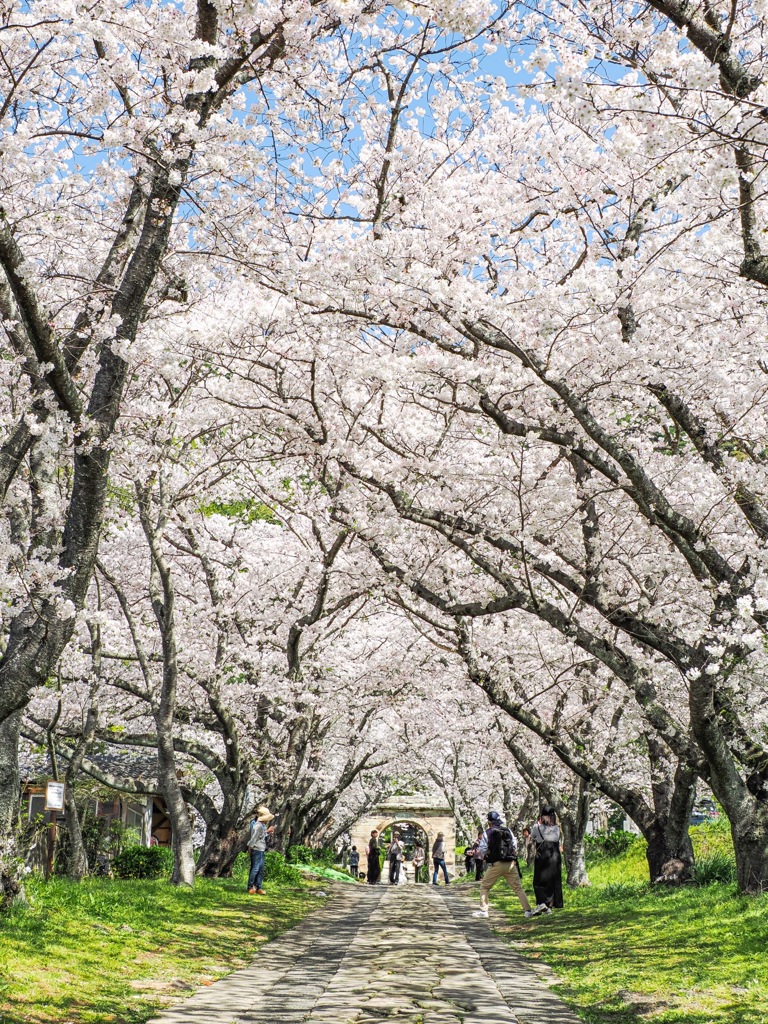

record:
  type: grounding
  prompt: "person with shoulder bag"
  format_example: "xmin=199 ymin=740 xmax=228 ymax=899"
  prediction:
xmin=473 ymin=811 xmax=540 ymax=919
xmin=531 ymin=806 xmax=564 ymax=912
xmin=471 ymin=827 xmax=487 ymax=881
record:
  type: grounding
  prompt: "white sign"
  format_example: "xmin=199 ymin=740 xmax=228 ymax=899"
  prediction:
xmin=44 ymin=781 xmax=65 ymax=811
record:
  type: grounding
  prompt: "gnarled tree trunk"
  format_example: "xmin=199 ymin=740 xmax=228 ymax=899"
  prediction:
xmin=561 ymin=779 xmax=592 ymax=888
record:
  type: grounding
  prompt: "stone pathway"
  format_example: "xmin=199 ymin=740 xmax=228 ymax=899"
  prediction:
xmin=149 ymin=884 xmax=583 ymax=1024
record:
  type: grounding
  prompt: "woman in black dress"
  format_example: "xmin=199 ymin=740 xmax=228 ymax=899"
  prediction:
xmin=531 ymin=806 xmax=564 ymax=911
xmin=366 ymin=830 xmax=382 ymax=884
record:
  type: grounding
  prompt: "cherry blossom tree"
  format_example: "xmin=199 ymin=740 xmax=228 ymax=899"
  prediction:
xmin=210 ymin=6 xmax=768 ymax=888
xmin=0 ymin=0 xmax=504 ymax=874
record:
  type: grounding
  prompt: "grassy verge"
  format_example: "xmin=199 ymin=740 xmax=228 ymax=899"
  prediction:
xmin=295 ymin=863 xmax=359 ymax=884
xmin=487 ymin=823 xmax=768 ymax=1024
xmin=0 ymin=855 xmax=324 ymax=1024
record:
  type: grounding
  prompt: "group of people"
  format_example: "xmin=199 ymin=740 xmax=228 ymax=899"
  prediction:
xmin=362 ymin=830 xmax=451 ymax=886
xmin=363 ymin=806 xmax=563 ymax=921
xmin=247 ymin=802 xmax=564 ymax=920
xmin=472 ymin=806 xmax=563 ymax=919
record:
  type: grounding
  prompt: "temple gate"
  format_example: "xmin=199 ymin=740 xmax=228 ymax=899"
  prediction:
xmin=350 ymin=794 xmax=456 ymax=876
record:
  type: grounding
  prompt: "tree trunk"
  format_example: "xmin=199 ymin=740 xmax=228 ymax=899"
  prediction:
xmin=0 ymin=711 xmax=21 ymax=839
xmin=137 ymin=481 xmax=195 ymax=887
xmin=0 ymin=711 xmax=25 ymax=909
xmin=731 ymin=810 xmax=768 ymax=894
xmin=561 ymin=779 xmax=591 ymax=887
xmin=156 ymin=734 xmax=195 ymax=886
xmin=689 ymin=670 xmax=768 ymax=893
xmin=196 ymin=794 xmax=247 ymax=878
xmin=565 ymin=832 xmax=589 ymax=887
xmin=62 ymin=671 xmax=99 ymax=881
xmin=63 ymin=784 xmax=88 ymax=880
xmin=197 ymin=826 xmax=247 ymax=878
xmin=645 ymin=820 xmax=695 ymax=880
xmin=643 ymin=754 xmax=697 ymax=883
xmin=512 ymin=789 xmax=538 ymax=835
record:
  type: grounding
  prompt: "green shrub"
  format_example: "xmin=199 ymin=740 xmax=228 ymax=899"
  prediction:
xmin=286 ymin=844 xmax=313 ymax=864
xmin=286 ymin=844 xmax=335 ymax=867
xmin=112 ymin=845 xmax=170 ymax=879
xmin=692 ymin=852 xmax=737 ymax=886
xmin=265 ymin=851 xmax=301 ymax=884
xmin=586 ymin=829 xmax=641 ymax=860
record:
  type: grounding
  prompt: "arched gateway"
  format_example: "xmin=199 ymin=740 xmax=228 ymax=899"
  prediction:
xmin=350 ymin=795 xmax=456 ymax=876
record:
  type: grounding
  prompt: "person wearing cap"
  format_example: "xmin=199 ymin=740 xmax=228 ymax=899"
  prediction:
xmin=473 ymin=811 xmax=537 ymax=919
xmin=247 ymin=805 xmax=275 ymax=895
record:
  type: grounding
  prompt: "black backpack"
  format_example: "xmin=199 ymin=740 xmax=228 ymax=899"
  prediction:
xmin=488 ymin=826 xmax=517 ymax=863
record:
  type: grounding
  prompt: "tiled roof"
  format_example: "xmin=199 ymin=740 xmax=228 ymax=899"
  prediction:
xmin=20 ymin=746 xmax=158 ymax=786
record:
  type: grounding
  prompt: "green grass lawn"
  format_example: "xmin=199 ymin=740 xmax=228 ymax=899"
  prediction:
xmin=0 ymin=856 xmax=323 ymax=1024
xmin=487 ymin=823 xmax=768 ymax=1024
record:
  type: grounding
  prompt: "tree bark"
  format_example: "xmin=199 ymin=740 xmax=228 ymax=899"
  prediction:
xmin=63 ymin=783 xmax=88 ymax=881
xmin=195 ymin=791 xmax=249 ymax=878
xmin=156 ymin=733 xmax=195 ymax=886
xmin=644 ymin=744 xmax=697 ymax=882
xmin=0 ymin=711 xmax=24 ymax=908
xmin=561 ymin=778 xmax=592 ymax=887
xmin=0 ymin=711 xmax=21 ymax=840
xmin=137 ymin=482 xmax=195 ymax=887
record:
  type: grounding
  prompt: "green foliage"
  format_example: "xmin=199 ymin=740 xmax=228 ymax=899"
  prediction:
xmin=585 ymin=828 xmax=641 ymax=860
xmin=264 ymin=851 xmax=302 ymax=884
xmin=286 ymin=844 xmax=336 ymax=867
xmin=58 ymin=813 xmax=141 ymax=876
xmin=199 ymin=498 xmax=281 ymax=525
xmin=692 ymin=852 xmax=737 ymax=887
xmin=112 ymin=845 xmax=171 ymax=880
xmin=107 ymin=483 xmax=135 ymax=513
xmin=295 ymin=863 xmax=359 ymax=884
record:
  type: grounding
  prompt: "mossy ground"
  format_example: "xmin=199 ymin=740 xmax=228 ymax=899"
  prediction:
xmin=0 ymin=857 xmax=322 ymax=1024
xmin=487 ymin=822 xmax=768 ymax=1024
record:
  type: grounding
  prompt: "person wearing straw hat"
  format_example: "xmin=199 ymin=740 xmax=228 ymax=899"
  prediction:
xmin=247 ymin=805 xmax=275 ymax=895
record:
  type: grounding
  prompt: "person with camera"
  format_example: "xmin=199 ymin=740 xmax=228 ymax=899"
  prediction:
xmin=466 ymin=826 xmax=487 ymax=881
xmin=247 ymin=805 xmax=275 ymax=895
xmin=387 ymin=831 xmax=405 ymax=885
xmin=472 ymin=811 xmax=538 ymax=919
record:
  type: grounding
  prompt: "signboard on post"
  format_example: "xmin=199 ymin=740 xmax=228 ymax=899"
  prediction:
xmin=44 ymin=780 xmax=65 ymax=811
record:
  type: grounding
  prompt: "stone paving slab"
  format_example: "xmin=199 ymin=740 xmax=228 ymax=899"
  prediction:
xmin=149 ymin=883 xmax=583 ymax=1024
